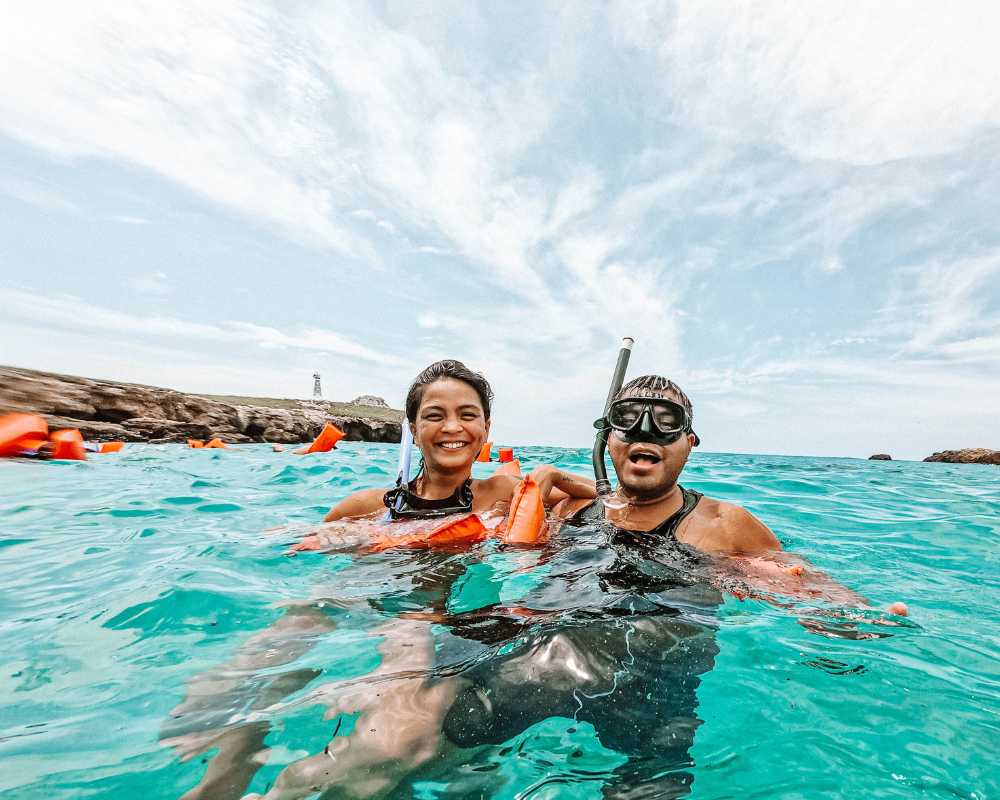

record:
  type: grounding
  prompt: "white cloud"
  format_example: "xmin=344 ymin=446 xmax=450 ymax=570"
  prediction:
xmin=891 ymin=250 xmax=1000 ymax=356
xmin=0 ymin=176 xmax=82 ymax=216
xmin=125 ymin=271 xmax=170 ymax=296
xmin=0 ymin=319 xmax=398 ymax=404
xmin=0 ymin=3 xmax=367 ymax=254
xmin=0 ymin=287 xmax=402 ymax=366
xmin=413 ymin=244 xmax=450 ymax=255
xmin=819 ymin=255 xmax=845 ymax=274
xmin=416 ymin=312 xmax=469 ymax=332
xmin=626 ymin=2 xmax=1000 ymax=164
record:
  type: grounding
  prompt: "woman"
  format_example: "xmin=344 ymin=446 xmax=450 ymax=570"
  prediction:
xmin=294 ymin=359 xmax=593 ymax=551
xmin=328 ymin=359 xmax=517 ymax=521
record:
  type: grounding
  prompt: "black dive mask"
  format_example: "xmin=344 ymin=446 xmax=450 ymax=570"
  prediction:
xmin=604 ymin=398 xmax=699 ymax=446
xmin=382 ymin=479 xmax=474 ymax=520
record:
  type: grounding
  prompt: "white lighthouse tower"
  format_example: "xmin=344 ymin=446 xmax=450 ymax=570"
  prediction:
xmin=312 ymin=372 xmax=323 ymax=400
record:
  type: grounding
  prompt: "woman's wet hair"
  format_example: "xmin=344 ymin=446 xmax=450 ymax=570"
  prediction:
xmin=615 ymin=375 xmax=694 ymax=419
xmin=405 ymin=360 xmax=494 ymax=422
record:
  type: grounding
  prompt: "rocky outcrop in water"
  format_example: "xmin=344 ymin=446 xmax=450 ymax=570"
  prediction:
xmin=868 ymin=454 xmax=892 ymax=460
xmin=923 ymin=448 xmax=1000 ymax=465
xmin=0 ymin=366 xmax=402 ymax=444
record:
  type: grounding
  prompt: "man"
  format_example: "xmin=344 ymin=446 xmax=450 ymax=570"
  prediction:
xmin=424 ymin=376 xmax=787 ymax=798
xmin=550 ymin=374 xmax=780 ymax=556
xmin=431 ymin=375 xmax=901 ymax=797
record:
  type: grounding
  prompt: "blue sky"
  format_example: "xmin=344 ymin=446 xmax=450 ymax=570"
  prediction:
xmin=1 ymin=2 xmax=998 ymax=459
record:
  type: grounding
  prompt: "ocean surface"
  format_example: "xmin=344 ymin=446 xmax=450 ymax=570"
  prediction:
xmin=0 ymin=443 xmax=996 ymax=799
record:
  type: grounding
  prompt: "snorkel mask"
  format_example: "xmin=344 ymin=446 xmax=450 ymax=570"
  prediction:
xmin=606 ymin=397 xmax=700 ymax=446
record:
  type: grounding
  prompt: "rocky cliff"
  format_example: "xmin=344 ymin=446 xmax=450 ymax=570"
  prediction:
xmin=923 ymin=448 xmax=1000 ymax=465
xmin=0 ymin=366 xmax=402 ymax=444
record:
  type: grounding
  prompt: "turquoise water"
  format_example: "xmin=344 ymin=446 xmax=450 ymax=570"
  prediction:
xmin=0 ymin=444 xmax=996 ymax=799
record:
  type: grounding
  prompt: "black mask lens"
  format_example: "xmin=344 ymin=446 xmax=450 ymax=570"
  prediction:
xmin=607 ymin=400 xmax=644 ymax=429
xmin=608 ymin=398 xmax=690 ymax=443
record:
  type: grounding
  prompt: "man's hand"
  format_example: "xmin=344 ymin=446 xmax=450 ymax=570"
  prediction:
xmin=289 ymin=535 xmax=324 ymax=553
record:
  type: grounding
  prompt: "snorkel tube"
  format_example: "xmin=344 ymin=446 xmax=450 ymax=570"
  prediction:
xmin=382 ymin=422 xmax=414 ymax=521
xmin=592 ymin=337 xmax=634 ymax=500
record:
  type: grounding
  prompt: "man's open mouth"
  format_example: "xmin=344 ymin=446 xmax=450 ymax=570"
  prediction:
xmin=628 ymin=450 xmax=662 ymax=465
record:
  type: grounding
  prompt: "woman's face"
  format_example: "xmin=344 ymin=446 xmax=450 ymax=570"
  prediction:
xmin=411 ymin=378 xmax=490 ymax=474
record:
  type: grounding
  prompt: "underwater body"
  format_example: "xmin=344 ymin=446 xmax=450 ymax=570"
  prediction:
xmin=0 ymin=443 xmax=996 ymax=799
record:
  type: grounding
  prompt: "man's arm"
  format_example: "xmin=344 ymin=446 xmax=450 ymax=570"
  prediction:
xmin=680 ymin=499 xmax=780 ymax=555
xmin=690 ymin=500 xmax=906 ymax=613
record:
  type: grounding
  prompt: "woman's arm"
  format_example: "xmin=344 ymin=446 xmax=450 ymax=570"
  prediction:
xmin=324 ymin=487 xmax=387 ymax=522
xmin=284 ymin=488 xmax=391 ymax=553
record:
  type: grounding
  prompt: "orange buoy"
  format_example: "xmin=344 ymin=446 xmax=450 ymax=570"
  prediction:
xmin=499 ymin=475 xmax=549 ymax=545
xmin=495 ymin=459 xmax=522 ymax=478
xmin=369 ymin=513 xmax=488 ymax=552
xmin=204 ymin=438 xmax=227 ymax=449
xmin=887 ymin=601 xmax=909 ymax=617
xmin=50 ymin=429 xmax=87 ymax=461
xmin=476 ymin=441 xmax=493 ymax=462
xmin=0 ymin=413 xmax=49 ymax=457
xmin=498 ymin=447 xmax=514 ymax=463
xmin=295 ymin=422 xmax=345 ymax=455
xmin=99 ymin=441 xmax=125 ymax=454
xmin=187 ymin=439 xmax=204 ymax=448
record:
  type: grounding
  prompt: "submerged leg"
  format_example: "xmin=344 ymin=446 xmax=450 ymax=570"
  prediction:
xmin=177 ymin=722 xmax=270 ymax=800
xmin=165 ymin=604 xmax=338 ymax=800
xmin=250 ymin=618 xmax=462 ymax=800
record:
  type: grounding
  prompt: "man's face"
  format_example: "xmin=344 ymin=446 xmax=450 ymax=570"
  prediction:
xmin=606 ymin=391 xmax=695 ymax=500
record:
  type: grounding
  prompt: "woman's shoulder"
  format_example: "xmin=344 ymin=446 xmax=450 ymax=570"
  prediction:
xmin=471 ymin=473 xmax=519 ymax=501
xmin=472 ymin=475 xmax=521 ymax=494
xmin=324 ymin=487 xmax=388 ymax=521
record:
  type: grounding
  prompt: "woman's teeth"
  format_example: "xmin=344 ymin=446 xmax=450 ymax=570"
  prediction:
xmin=440 ymin=442 xmax=467 ymax=449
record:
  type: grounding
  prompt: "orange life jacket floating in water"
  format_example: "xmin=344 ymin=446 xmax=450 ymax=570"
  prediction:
xmin=187 ymin=439 xmax=204 ymax=448
xmin=366 ymin=473 xmax=547 ymax=553
xmin=0 ymin=414 xmax=87 ymax=460
xmin=99 ymin=441 xmax=125 ymax=454
xmin=495 ymin=459 xmax=521 ymax=477
xmin=369 ymin=512 xmax=489 ymax=552
xmin=204 ymin=438 xmax=227 ymax=449
xmin=50 ymin=429 xmax=87 ymax=461
xmin=0 ymin=413 xmax=50 ymax=456
xmin=295 ymin=422 xmax=345 ymax=454
xmin=498 ymin=474 xmax=549 ymax=545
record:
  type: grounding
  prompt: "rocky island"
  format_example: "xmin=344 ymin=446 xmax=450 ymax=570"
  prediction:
xmin=923 ymin=448 xmax=1000 ymax=465
xmin=0 ymin=366 xmax=403 ymax=444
